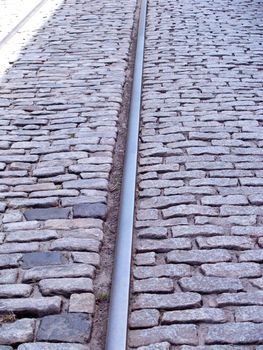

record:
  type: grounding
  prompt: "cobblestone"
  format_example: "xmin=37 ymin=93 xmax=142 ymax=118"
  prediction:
xmin=205 ymin=323 xmax=263 ymax=344
xmin=37 ymin=313 xmax=92 ymax=343
xmin=0 ymin=319 xmax=35 ymax=344
xmin=129 ymin=325 xmax=197 ymax=347
xmin=162 ymin=308 xmax=226 ymax=324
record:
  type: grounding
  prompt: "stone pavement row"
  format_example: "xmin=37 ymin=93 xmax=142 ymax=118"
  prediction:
xmin=128 ymin=0 xmax=263 ymax=348
xmin=0 ymin=0 xmax=136 ymax=348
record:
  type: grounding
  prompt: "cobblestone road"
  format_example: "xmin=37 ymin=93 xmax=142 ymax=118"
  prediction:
xmin=0 ymin=0 xmax=135 ymax=348
xmin=129 ymin=0 xmax=263 ymax=348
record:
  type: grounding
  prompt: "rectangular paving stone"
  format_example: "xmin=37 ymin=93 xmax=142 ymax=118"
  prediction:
xmin=235 ymin=306 xmax=263 ymax=322
xmin=71 ymin=252 xmax=100 ymax=267
xmin=216 ymin=292 xmax=263 ymax=306
xmin=172 ymin=225 xmax=224 ymax=237
xmin=134 ymin=277 xmax=173 ymax=293
xmin=39 ymin=278 xmax=93 ymax=296
xmin=137 ymin=343 xmax=171 ymax=350
xmin=205 ymin=323 xmax=263 ymax=344
xmin=167 ymin=249 xmax=232 ymax=264
xmin=23 ymin=264 xmax=95 ymax=282
xmin=179 ymin=276 xmax=243 ymax=293
xmin=73 ymin=203 xmax=107 ymax=219
xmin=162 ymin=308 xmax=226 ymax=324
xmin=133 ymin=293 xmax=201 ymax=310
xmin=37 ymin=313 xmax=91 ymax=343
xmin=180 ymin=347 xmax=250 ymax=350
xmin=24 ymin=208 xmax=71 ymax=221
xmin=0 ymin=297 xmax=61 ymax=316
xmin=50 ymin=238 xmax=100 ymax=252
xmin=130 ymin=309 xmax=160 ymax=329
xmin=196 ymin=236 xmax=254 ymax=250
xmin=140 ymin=195 xmax=196 ymax=209
xmin=0 ymin=269 xmax=18 ymax=284
xmin=0 ymin=319 xmax=35 ymax=345
xmin=44 ymin=218 xmax=103 ymax=230
xmin=0 ymin=242 xmax=40 ymax=254
xmin=0 ymin=254 xmax=22 ymax=268
xmin=136 ymin=238 xmax=191 ymax=253
xmin=201 ymin=262 xmax=261 ymax=278
xmin=18 ymin=342 xmax=90 ymax=349
xmin=134 ymin=264 xmax=191 ymax=279
xmin=6 ymin=230 xmax=58 ymax=243
xmin=0 ymin=284 xmax=32 ymax=297
xmin=69 ymin=293 xmax=95 ymax=314
xmin=21 ymin=252 xmax=67 ymax=269
xmin=129 ymin=324 xmax=198 ymax=347
xmin=163 ymin=205 xmax=218 ymax=218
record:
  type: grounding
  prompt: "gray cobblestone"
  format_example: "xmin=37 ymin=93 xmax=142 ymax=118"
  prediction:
xmin=133 ymin=293 xmax=201 ymax=310
xmin=0 ymin=296 xmax=61 ymax=316
xmin=129 ymin=324 xmax=197 ymax=347
xmin=167 ymin=250 xmax=231 ymax=264
xmin=134 ymin=264 xmax=191 ymax=279
xmin=136 ymin=238 xmax=191 ymax=253
xmin=18 ymin=343 xmax=90 ymax=350
xmin=37 ymin=313 xmax=92 ymax=343
xmin=201 ymin=262 xmax=261 ymax=278
xmin=39 ymin=278 xmax=93 ymax=296
xmin=162 ymin=308 xmax=226 ymax=324
xmin=136 ymin=343 xmax=170 ymax=350
xmin=0 ymin=319 xmax=35 ymax=344
xmin=130 ymin=309 xmax=160 ymax=329
xmin=205 ymin=323 xmax=263 ymax=344
xmin=23 ymin=264 xmax=95 ymax=282
xmin=133 ymin=278 xmax=173 ymax=293
xmin=69 ymin=293 xmax=95 ymax=314
xmin=180 ymin=277 xmax=243 ymax=293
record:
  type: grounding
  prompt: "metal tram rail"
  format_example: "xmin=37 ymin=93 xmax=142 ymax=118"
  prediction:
xmin=0 ymin=0 xmax=49 ymax=49
xmin=105 ymin=0 xmax=147 ymax=349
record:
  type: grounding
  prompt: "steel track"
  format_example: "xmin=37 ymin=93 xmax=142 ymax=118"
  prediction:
xmin=105 ymin=0 xmax=147 ymax=349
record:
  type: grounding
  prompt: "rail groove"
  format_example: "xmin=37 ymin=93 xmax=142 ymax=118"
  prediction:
xmin=105 ymin=0 xmax=147 ymax=349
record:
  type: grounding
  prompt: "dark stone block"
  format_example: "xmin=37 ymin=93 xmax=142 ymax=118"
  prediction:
xmin=24 ymin=208 xmax=71 ymax=221
xmin=37 ymin=313 xmax=92 ymax=343
xmin=73 ymin=203 xmax=107 ymax=219
xmin=21 ymin=252 xmax=67 ymax=269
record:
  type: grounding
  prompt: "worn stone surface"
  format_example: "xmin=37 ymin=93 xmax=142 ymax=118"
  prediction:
xmin=18 ymin=344 xmax=90 ymax=350
xmin=39 ymin=278 xmax=93 ymax=296
xmin=69 ymin=293 xmax=95 ymax=314
xmin=73 ymin=203 xmax=107 ymax=219
xmin=137 ymin=343 xmax=170 ymax=350
xmin=37 ymin=313 xmax=92 ymax=343
xmin=130 ymin=309 xmax=160 ymax=329
xmin=21 ymin=252 xmax=67 ymax=269
xmin=0 ymin=319 xmax=35 ymax=344
xmin=179 ymin=277 xmax=243 ymax=293
xmin=23 ymin=264 xmax=95 ymax=282
xmin=0 ymin=296 xmax=62 ymax=316
xmin=129 ymin=324 xmax=198 ymax=347
xmin=205 ymin=323 xmax=263 ymax=344
xmin=133 ymin=293 xmax=201 ymax=310
xmin=24 ymin=208 xmax=71 ymax=221
xmin=162 ymin=308 xmax=226 ymax=324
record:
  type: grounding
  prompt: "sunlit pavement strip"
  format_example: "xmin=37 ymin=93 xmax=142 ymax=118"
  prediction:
xmin=0 ymin=0 xmax=136 ymax=348
xmin=0 ymin=0 xmax=64 ymax=79
xmin=128 ymin=0 xmax=263 ymax=348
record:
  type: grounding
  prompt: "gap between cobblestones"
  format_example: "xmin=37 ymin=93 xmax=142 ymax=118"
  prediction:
xmin=89 ymin=1 xmax=141 ymax=348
